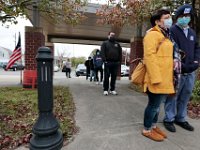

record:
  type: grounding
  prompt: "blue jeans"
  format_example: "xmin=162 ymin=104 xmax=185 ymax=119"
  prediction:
xmin=164 ymin=72 xmax=195 ymax=122
xmin=144 ymin=90 xmax=168 ymax=130
xmin=90 ymin=70 xmax=96 ymax=81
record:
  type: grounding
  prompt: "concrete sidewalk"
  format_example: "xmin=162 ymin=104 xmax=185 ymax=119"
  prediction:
xmin=53 ymin=77 xmax=200 ymax=150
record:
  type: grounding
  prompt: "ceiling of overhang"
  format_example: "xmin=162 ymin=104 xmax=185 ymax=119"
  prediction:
xmin=28 ymin=4 xmax=134 ymax=47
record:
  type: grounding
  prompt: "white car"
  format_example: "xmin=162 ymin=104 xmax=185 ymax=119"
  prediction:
xmin=75 ymin=64 xmax=87 ymax=76
xmin=54 ymin=65 xmax=60 ymax=72
xmin=121 ymin=65 xmax=129 ymax=77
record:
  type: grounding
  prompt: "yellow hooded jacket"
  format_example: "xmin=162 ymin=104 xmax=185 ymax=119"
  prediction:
xmin=143 ymin=25 xmax=175 ymax=94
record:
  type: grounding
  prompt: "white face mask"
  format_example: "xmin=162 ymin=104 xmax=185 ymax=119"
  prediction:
xmin=164 ymin=18 xmax=173 ymax=29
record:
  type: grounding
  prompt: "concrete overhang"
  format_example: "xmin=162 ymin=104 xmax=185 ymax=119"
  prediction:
xmin=28 ymin=3 xmax=134 ymax=47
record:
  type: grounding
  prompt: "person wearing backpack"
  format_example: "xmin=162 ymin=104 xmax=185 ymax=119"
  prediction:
xmin=93 ymin=49 xmax=103 ymax=84
xmin=101 ymin=31 xmax=122 ymax=95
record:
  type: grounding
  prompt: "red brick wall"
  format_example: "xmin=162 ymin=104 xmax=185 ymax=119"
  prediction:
xmin=25 ymin=27 xmax=45 ymax=70
xmin=129 ymin=37 xmax=143 ymax=79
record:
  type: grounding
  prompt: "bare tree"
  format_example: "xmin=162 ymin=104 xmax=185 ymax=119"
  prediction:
xmin=56 ymin=44 xmax=71 ymax=69
xmin=0 ymin=0 xmax=88 ymax=25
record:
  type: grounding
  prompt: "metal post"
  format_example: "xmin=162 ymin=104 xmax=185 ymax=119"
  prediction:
xmin=30 ymin=47 xmax=63 ymax=150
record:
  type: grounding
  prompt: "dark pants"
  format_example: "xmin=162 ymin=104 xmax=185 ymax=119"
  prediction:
xmin=86 ymin=68 xmax=90 ymax=80
xmin=144 ymin=90 xmax=167 ymax=130
xmin=103 ymin=62 xmax=119 ymax=91
xmin=65 ymin=68 xmax=71 ymax=78
xmin=95 ymin=67 xmax=103 ymax=82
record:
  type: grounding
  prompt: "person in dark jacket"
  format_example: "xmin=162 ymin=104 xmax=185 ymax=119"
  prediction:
xmin=93 ymin=49 xmax=103 ymax=84
xmin=89 ymin=57 xmax=95 ymax=82
xmin=101 ymin=31 xmax=122 ymax=95
xmin=164 ymin=4 xmax=200 ymax=132
xmin=84 ymin=57 xmax=91 ymax=80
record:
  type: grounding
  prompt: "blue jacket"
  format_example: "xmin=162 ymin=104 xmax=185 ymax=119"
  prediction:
xmin=170 ymin=25 xmax=200 ymax=73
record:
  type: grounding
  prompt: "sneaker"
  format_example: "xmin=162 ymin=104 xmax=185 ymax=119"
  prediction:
xmin=142 ymin=130 xmax=164 ymax=142
xmin=96 ymin=82 xmax=99 ymax=85
xmin=103 ymin=91 xmax=108 ymax=96
xmin=100 ymin=82 xmax=103 ymax=85
xmin=152 ymin=126 xmax=167 ymax=138
xmin=109 ymin=90 xmax=117 ymax=95
xmin=174 ymin=121 xmax=194 ymax=131
xmin=163 ymin=121 xmax=176 ymax=132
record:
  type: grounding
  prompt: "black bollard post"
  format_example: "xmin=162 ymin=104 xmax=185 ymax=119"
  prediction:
xmin=30 ymin=47 xmax=63 ymax=150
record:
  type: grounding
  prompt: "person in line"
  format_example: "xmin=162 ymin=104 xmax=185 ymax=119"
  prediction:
xmin=93 ymin=49 xmax=103 ymax=84
xmin=164 ymin=4 xmax=200 ymax=132
xmin=142 ymin=9 xmax=175 ymax=142
xmin=101 ymin=31 xmax=122 ymax=95
xmin=65 ymin=58 xmax=72 ymax=78
xmin=85 ymin=57 xmax=91 ymax=80
xmin=89 ymin=57 xmax=96 ymax=82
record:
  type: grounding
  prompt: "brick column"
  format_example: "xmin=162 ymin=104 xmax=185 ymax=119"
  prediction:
xmin=129 ymin=37 xmax=143 ymax=79
xmin=25 ymin=27 xmax=45 ymax=70
xmin=23 ymin=26 xmax=45 ymax=88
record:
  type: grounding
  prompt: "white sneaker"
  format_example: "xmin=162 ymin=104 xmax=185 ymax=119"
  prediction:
xmin=100 ymin=82 xmax=103 ymax=85
xmin=96 ymin=82 xmax=99 ymax=85
xmin=110 ymin=91 xmax=117 ymax=95
xmin=103 ymin=91 xmax=108 ymax=96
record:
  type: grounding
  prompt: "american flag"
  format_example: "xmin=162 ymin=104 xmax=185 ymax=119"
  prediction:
xmin=6 ymin=34 xmax=22 ymax=70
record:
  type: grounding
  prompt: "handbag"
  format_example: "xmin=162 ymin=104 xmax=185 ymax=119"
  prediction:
xmin=131 ymin=58 xmax=145 ymax=85
xmin=131 ymin=37 xmax=166 ymax=85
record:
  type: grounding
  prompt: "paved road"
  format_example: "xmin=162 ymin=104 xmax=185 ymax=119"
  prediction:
xmin=2 ymin=70 xmax=200 ymax=150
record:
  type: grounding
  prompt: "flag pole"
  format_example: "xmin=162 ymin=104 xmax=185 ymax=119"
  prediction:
xmin=19 ymin=32 xmax=22 ymax=85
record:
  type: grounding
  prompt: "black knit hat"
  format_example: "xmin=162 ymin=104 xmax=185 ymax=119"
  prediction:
xmin=175 ymin=4 xmax=193 ymax=19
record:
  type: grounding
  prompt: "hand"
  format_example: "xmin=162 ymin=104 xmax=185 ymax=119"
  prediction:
xmin=194 ymin=61 xmax=198 ymax=64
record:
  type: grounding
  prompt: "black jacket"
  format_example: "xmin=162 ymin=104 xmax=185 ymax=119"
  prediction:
xmin=100 ymin=40 xmax=122 ymax=62
xmin=84 ymin=60 xmax=90 ymax=69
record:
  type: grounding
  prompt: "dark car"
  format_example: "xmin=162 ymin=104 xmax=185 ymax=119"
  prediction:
xmin=3 ymin=63 xmax=24 ymax=71
xmin=75 ymin=64 xmax=87 ymax=77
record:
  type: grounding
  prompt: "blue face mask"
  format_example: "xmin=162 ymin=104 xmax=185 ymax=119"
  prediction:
xmin=177 ymin=16 xmax=191 ymax=27
xmin=164 ymin=18 xmax=173 ymax=29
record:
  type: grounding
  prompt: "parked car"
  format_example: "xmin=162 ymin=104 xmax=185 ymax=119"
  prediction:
xmin=75 ymin=64 xmax=87 ymax=77
xmin=121 ymin=65 xmax=129 ymax=77
xmin=54 ymin=65 xmax=60 ymax=72
xmin=3 ymin=63 xmax=24 ymax=71
xmin=0 ymin=62 xmax=7 ymax=69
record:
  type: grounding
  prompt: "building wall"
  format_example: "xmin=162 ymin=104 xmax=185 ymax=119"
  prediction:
xmin=0 ymin=46 xmax=11 ymax=61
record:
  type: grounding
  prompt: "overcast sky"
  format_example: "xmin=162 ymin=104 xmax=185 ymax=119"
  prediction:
xmin=0 ymin=17 xmax=101 ymax=58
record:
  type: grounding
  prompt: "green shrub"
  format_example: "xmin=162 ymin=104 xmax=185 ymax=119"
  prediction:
xmin=192 ymin=80 xmax=200 ymax=103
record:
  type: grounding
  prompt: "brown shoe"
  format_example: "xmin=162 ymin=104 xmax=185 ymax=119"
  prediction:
xmin=142 ymin=130 xmax=164 ymax=142
xmin=153 ymin=126 xmax=167 ymax=138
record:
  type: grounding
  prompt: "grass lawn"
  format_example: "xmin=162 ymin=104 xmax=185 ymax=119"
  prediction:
xmin=0 ymin=86 xmax=77 ymax=150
